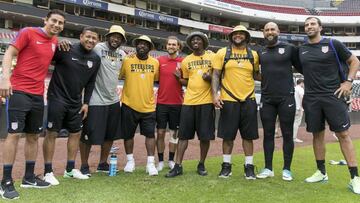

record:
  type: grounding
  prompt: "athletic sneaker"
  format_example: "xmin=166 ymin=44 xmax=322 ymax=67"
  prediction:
xmin=20 ymin=175 xmax=51 ymax=188
xmin=43 ymin=172 xmax=60 ymax=186
xmin=294 ymin=138 xmax=303 ymax=143
xmin=244 ymin=164 xmax=256 ymax=180
xmin=168 ymin=161 xmax=175 ymax=169
xmin=157 ymin=161 xmax=164 ymax=172
xmin=218 ymin=162 xmax=232 ymax=178
xmin=256 ymin=168 xmax=274 ymax=179
xmin=80 ymin=165 xmax=92 ymax=177
xmin=282 ymin=169 xmax=293 ymax=181
xmin=146 ymin=163 xmax=159 ymax=176
xmin=197 ymin=162 xmax=208 ymax=176
xmin=0 ymin=179 xmax=19 ymax=200
xmin=305 ymin=170 xmax=328 ymax=183
xmin=63 ymin=169 xmax=89 ymax=180
xmin=124 ymin=160 xmax=135 ymax=173
xmin=349 ymin=176 xmax=360 ymax=195
xmin=165 ymin=164 xmax=183 ymax=178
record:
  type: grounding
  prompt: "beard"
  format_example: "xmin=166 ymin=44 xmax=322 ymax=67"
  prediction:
xmin=232 ymin=39 xmax=247 ymax=47
xmin=265 ymin=35 xmax=278 ymax=46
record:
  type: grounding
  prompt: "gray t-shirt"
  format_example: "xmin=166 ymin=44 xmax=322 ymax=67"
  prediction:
xmin=89 ymin=42 xmax=126 ymax=105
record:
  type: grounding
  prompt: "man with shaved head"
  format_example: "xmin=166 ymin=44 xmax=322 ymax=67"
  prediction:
xmin=256 ymin=22 xmax=302 ymax=181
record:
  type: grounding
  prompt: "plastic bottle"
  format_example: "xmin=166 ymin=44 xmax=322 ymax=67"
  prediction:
xmin=109 ymin=152 xmax=117 ymax=176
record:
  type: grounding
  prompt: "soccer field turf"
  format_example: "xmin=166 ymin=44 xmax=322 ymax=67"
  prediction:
xmin=10 ymin=140 xmax=360 ymax=203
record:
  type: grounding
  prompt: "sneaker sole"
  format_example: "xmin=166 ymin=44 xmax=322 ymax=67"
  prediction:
xmin=256 ymin=175 xmax=274 ymax=179
xmin=282 ymin=177 xmax=293 ymax=181
xmin=304 ymin=178 xmax=328 ymax=183
xmin=245 ymin=176 xmax=256 ymax=180
xmin=1 ymin=194 xmax=20 ymax=200
xmin=20 ymin=184 xmax=51 ymax=189
xmin=348 ymin=184 xmax=360 ymax=194
xmin=219 ymin=172 xmax=232 ymax=178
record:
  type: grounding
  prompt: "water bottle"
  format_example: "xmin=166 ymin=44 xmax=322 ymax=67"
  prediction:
xmin=109 ymin=152 xmax=117 ymax=176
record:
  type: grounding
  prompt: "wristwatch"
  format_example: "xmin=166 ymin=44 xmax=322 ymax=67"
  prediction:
xmin=346 ymin=77 xmax=354 ymax=83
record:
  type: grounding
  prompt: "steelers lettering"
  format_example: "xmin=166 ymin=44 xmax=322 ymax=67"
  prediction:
xmin=187 ymin=59 xmax=212 ymax=70
xmin=101 ymin=50 xmax=123 ymax=62
xmin=130 ymin=64 xmax=155 ymax=73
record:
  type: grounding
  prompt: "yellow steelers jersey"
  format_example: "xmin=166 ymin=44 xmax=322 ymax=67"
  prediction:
xmin=120 ymin=54 xmax=159 ymax=112
xmin=213 ymin=47 xmax=259 ymax=102
xmin=181 ymin=51 xmax=214 ymax=105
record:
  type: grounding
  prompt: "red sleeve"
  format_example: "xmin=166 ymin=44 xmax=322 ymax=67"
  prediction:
xmin=11 ymin=28 xmax=30 ymax=52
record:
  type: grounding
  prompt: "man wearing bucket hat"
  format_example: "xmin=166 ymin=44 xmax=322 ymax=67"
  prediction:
xmin=256 ymin=22 xmax=302 ymax=181
xmin=119 ymin=35 xmax=160 ymax=176
xmin=211 ymin=25 xmax=260 ymax=179
xmin=166 ymin=31 xmax=215 ymax=178
xmin=77 ymin=25 xmax=127 ymax=177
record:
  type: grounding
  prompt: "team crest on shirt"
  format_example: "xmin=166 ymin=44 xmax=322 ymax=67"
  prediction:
xmin=278 ymin=48 xmax=285 ymax=54
xmin=52 ymin=43 xmax=56 ymax=52
xmin=322 ymin=46 xmax=329 ymax=53
xmin=11 ymin=122 xmax=18 ymax=130
xmin=87 ymin=60 xmax=93 ymax=68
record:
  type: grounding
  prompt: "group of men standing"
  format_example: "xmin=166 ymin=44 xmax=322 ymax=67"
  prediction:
xmin=0 ymin=8 xmax=359 ymax=200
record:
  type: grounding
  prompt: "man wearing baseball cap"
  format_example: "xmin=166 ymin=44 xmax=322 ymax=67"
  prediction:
xmin=212 ymin=25 xmax=260 ymax=179
xmin=119 ymin=35 xmax=160 ymax=176
xmin=78 ymin=25 xmax=127 ymax=177
xmin=166 ymin=31 xmax=215 ymax=178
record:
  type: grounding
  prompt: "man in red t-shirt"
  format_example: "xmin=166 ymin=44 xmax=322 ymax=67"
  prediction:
xmin=0 ymin=10 xmax=65 ymax=200
xmin=156 ymin=36 xmax=184 ymax=171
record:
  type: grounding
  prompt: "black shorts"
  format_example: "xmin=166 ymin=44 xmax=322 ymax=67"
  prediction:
xmin=156 ymin=104 xmax=181 ymax=130
xmin=218 ymin=99 xmax=259 ymax=141
xmin=303 ymin=95 xmax=350 ymax=133
xmin=260 ymin=95 xmax=295 ymax=137
xmin=46 ymin=99 xmax=82 ymax=133
xmin=81 ymin=102 xmax=121 ymax=145
xmin=120 ymin=104 xmax=156 ymax=140
xmin=7 ymin=91 xmax=44 ymax=134
xmin=178 ymin=104 xmax=215 ymax=141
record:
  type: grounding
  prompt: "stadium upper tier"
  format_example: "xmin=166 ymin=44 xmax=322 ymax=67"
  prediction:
xmin=218 ymin=0 xmax=360 ymax=16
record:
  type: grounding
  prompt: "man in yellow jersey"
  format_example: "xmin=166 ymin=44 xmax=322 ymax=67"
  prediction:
xmin=211 ymin=25 xmax=260 ymax=179
xmin=119 ymin=35 xmax=159 ymax=176
xmin=165 ymin=32 xmax=215 ymax=178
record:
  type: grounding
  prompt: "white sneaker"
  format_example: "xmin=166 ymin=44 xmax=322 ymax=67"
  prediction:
xmin=157 ymin=161 xmax=164 ymax=172
xmin=63 ymin=169 xmax=89 ymax=180
xmin=282 ymin=169 xmax=293 ymax=181
xmin=294 ymin=138 xmax=303 ymax=143
xmin=168 ymin=161 xmax=175 ymax=169
xmin=349 ymin=176 xmax=360 ymax=195
xmin=256 ymin=168 xmax=274 ymax=179
xmin=124 ymin=160 xmax=135 ymax=173
xmin=43 ymin=172 xmax=60 ymax=186
xmin=305 ymin=170 xmax=328 ymax=183
xmin=146 ymin=163 xmax=158 ymax=176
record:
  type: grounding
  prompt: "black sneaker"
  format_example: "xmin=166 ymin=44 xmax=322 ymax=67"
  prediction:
xmin=244 ymin=164 xmax=256 ymax=180
xmin=165 ymin=164 xmax=183 ymax=178
xmin=218 ymin=162 xmax=232 ymax=178
xmin=20 ymin=175 xmax=51 ymax=188
xmin=80 ymin=165 xmax=92 ymax=177
xmin=0 ymin=179 xmax=19 ymax=200
xmin=96 ymin=162 xmax=119 ymax=173
xmin=197 ymin=162 xmax=208 ymax=176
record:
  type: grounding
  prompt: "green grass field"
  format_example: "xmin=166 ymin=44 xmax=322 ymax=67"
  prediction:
xmin=11 ymin=140 xmax=360 ymax=203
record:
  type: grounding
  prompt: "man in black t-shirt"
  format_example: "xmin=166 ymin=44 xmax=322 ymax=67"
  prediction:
xmin=257 ymin=22 xmax=302 ymax=181
xmin=299 ymin=17 xmax=360 ymax=194
xmin=42 ymin=27 xmax=101 ymax=185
